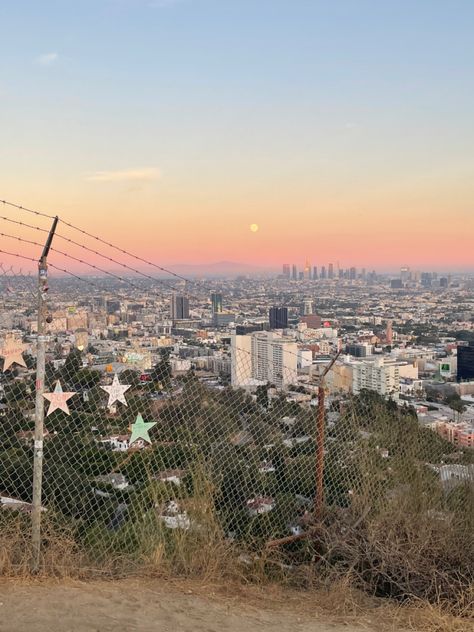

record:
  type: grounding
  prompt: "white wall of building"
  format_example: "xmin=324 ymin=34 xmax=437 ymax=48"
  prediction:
xmin=231 ymin=332 xmax=298 ymax=388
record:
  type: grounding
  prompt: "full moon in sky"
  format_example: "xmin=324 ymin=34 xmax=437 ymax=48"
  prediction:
xmin=250 ymin=224 xmax=259 ymax=233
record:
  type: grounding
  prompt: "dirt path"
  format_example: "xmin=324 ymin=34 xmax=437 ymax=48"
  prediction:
xmin=0 ymin=579 xmax=392 ymax=632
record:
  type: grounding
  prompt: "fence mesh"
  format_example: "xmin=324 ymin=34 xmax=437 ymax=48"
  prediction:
xmin=0 ymin=263 xmax=473 ymax=612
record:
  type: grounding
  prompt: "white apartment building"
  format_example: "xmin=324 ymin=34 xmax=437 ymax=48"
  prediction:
xmin=330 ymin=355 xmax=401 ymax=399
xmin=352 ymin=357 xmax=400 ymax=399
xmin=231 ymin=331 xmax=298 ymax=389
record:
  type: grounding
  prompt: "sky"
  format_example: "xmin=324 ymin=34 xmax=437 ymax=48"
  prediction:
xmin=1 ymin=0 xmax=474 ymax=273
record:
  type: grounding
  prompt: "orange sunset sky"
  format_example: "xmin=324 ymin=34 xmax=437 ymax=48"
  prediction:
xmin=1 ymin=1 xmax=474 ymax=273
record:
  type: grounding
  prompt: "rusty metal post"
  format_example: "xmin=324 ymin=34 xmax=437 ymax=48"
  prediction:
xmin=314 ymin=384 xmax=326 ymax=521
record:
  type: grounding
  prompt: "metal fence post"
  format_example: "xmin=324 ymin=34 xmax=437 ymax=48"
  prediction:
xmin=31 ymin=216 xmax=58 ymax=572
xmin=314 ymin=384 xmax=326 ymax=521
xmin=314 ymin=350 xmax=341 ymax=522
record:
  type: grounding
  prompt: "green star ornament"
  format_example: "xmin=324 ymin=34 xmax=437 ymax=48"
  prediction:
xmin=129 ymin=414 xmax=156 ymax=446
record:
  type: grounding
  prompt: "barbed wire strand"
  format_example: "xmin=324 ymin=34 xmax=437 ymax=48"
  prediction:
xmin=0 ymin=214 xmax=197 ymax=297
xmin=0 ymin=199 xmax=219 ymax=293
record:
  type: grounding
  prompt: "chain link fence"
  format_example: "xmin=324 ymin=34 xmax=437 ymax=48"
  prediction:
xmin=0 ymin=266 xmax=472 ymax=613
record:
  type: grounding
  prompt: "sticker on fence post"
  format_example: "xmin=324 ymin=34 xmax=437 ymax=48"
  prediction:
xmin=34 ymin=439 xmax=43 ymax=459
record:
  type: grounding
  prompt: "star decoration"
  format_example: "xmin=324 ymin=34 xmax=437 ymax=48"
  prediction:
xmin=1 ymin=336 xmax=27 ymax=372
xmin=129 ymin=414 xmax=156 ymax=446
xmin=101 ymin=374 xmax=131 ymax=409
xmin=43 ymin=380 xmax=76 ymax=416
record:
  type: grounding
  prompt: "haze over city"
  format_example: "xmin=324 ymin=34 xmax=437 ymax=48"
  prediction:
xmin=1 ymin=0 xmax=474 ymax=272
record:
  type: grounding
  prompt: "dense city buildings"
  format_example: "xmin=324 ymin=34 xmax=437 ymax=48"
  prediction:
xmin=0 ymin=263 xmax=473 ymax=453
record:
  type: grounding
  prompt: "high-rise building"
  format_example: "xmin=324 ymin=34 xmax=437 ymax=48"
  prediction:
xmin=304 ymin=259 xmax=311 ymax=280
xmin=347 ymin=343 xmax=373 ymax=357
xmin=350 ymin=267 xmax=357 ymax=280
xmin=312 ymin=266 xmax=318 ymax=280
xmin=211 ymin=292 xmax=223 ymax=314
xmin=321 ymin=266 xmax=327 ymax=279
xmin=292 ymin=264 xmax=297 ymax=281
xmin=171 ymin=295 xmax=190 ymax=320
xmin=283 ymin=264 xmax=291 ymax=279
xmin=328 ymin=263 xmax=334 ymax=279
xmin=351 ymin=358 xmax=400 ymax=399
xmin=385 ymin=319 xmax=393 ymax=344
xmin=302 ymin=299 xmax=313 ymax=316
xmin=400 ymin=266 xmax=410 ymax=283
xmin=457 ymin=342 xmax=474 ymax=381
xmin=231 ymin=331 xmax=298 ymax=389
xmin=269 ymin=307 xmax=288 ymax=330
xmin=106 ymin=300 xmax=121 ymax=315
xmin=421 ymin=272 xmax=432 ymax=287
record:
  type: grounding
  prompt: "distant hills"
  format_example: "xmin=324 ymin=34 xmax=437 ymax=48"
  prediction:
xmin=165 ymin=261 xmax=277 ymax=278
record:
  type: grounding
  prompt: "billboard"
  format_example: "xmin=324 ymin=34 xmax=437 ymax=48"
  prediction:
xmin=440 ymin=362 xmax=451 ymax=376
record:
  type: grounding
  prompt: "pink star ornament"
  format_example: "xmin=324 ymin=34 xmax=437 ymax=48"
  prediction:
xmin=1 ymin=336 xmax=27 ymax=372
xmin=43 ymin=380 xmax=76 ymax=416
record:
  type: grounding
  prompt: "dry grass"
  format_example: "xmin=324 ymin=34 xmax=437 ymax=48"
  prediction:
xmin=0 ymin=516 xmax=472 ymax=632
xmin=158 ymin=576 xmax=474 ymax=632
xmin=0 ymin=468 xmax=472 ymax=631
xmin=0 ymin=512 xmax=84 ymax=578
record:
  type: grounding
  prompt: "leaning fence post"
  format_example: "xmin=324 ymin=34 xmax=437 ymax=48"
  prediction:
xmin=31 ymin=216 xmax=58 ymax=572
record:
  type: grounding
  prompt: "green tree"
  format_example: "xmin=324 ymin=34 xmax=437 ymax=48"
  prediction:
xmin=61 ymin=348 xmax=82 ymax=382
xmin=255 ymin=384 xmax=269 ymax=409
xmin=151 ymin=357 xmax=172 ymax=390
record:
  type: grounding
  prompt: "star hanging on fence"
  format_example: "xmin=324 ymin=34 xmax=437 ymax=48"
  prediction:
xmin=101 ymin=374 xmax=130 ymax=408
xmin=129 ymin=414 xmax=156 ymax=445
xmin=1 ymin=336 xmax=27 ymax=372
xmin=43 ymin=380 xmax=76 ymax=416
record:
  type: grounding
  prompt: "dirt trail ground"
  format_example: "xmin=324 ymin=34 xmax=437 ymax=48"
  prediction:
xmin=0 ymin=579 xmax=405 ymax=632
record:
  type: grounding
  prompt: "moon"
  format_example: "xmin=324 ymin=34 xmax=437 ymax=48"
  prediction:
xmin=250 ymin=224 xmax=259 ymax=233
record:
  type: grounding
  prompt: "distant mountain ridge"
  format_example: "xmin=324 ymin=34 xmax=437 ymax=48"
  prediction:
xmin=165 ymin=261 xmax=277 ymax=277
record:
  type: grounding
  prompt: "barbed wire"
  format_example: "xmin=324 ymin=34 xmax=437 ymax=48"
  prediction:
xmin=0 ymin=198 xmax=219 ymax=293
xmin=0 ymin=205 xmax=220 ymax=304
xmin=0 ymin=214 xmax=210 ymax=300
xmin=0 ymin=229 xmax=184 ymax=301
xmin=0 ymin=263 xmax=36 ymax=300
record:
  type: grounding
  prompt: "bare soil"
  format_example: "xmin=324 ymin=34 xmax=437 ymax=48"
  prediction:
xmin=0 ymin=578 xmax=401 ymax=632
